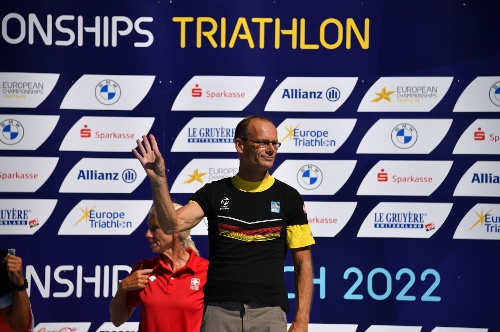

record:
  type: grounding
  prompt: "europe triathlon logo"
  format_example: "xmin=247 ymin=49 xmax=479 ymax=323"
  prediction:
xmin=453 ymin=204 xmax=500 ymax=240
xmin=58 ymin=200 xmax=151 ymax=235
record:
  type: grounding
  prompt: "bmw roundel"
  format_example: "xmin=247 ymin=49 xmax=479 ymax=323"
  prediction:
xmin=391 ymin=123 xmax=418 ymax=149
xmin=297 ymin=164 xmax=323 ymax=190
xmin=489 ymin=81 xmax=500 ymax=107
xmin=0 ymin=119 xmax=24 ymax=145
xmin=95 ymin=79 xmax=121 ymax=105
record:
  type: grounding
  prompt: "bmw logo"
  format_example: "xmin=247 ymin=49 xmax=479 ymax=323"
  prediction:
xmin=391 ymin=123 xmax=417 ymax=149
xmin=0 ymin=119 xmax=24 ymax=145
xmin=95 ymin=79 xmax=121 ymax=105
xmin=489 ymin=81 xmax=500 ymax=107
xmin=297 ymin=164 xmax=323 ymax=190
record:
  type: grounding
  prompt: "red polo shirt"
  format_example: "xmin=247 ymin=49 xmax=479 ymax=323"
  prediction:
xmin=126 ymin=249 xmax=208 ymax=332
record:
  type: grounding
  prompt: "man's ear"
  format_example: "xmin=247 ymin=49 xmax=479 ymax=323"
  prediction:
xmin=235 ymin=138 xmax=245 ymax=153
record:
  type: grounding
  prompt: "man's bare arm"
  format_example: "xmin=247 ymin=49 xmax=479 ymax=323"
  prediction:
xmin=289 ymin=247 xmax=313 ymax=332
xmin=133 ymin=134 xmax=204 ymax=233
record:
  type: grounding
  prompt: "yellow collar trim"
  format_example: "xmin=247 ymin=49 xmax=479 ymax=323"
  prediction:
xmin=231 ymin=175 xmax=275 ymax=192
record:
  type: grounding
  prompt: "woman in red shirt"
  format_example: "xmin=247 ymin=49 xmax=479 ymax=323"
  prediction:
xmin=110 ymin=204 xmax=208 ymax=332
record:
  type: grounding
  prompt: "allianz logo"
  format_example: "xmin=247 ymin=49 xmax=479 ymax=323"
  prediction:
xmin=282 ymin=87 xmax=340 ymax=101
xmin=76 ymin=169 xmax=137 ymax=183
xmin=471 ymin=172 xmax=500 ymax=183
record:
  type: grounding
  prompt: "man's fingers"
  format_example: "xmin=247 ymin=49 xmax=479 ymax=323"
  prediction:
xmin=142 ymin=135 xmax=152 ymax=152
xmin=134 ymin=138 xmax=147 ymax=156
xmin=132 ymin=147 xmax=141 ymax=160
xmin=149 ymin=134 xmax=158 ymax=152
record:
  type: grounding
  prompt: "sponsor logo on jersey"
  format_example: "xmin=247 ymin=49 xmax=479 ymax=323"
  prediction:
xmin=357 ymin=119 xmax=452 ymax=154
xmin=265 ymin=77 xmax=357 ymax=112
xmin=276 ymin=118 xmax=356 ymax=153
xmin=190 ymin=277 xmax=201 ymax=290
xmin=357 ymin=202 xmax=452 ymax=238
xmin=358 ymin=77 xmax=453 ymax=112
xmin=0 ymin=199 xmax=57 ymax=235
xmin=170 ymin=159 xmax=239 ymax=193
xmin=453 ymin=119 xmax=500 ymax=154
xmin=220 ymin=197 xmax=230 ymax=211
xmin=58 ymin=200 xmax=151 ymax=235
xmin=0 ymin=157 xmax=58 ymax=192
xmin=454 ymin=76 xmax=500 ymax=112
xmin=171 ymin=76 xmax=264 ymax=111
xmin=271 ymin=201 xmax=281 ymax=213
xmin=0 ymin=72 xmax=59 ymax=108
xmin=454 ymin=204 xmax=500 ymax=240
xmin=454 ymin=161 xmax=500 ymax=197
xmin=60 ymin=116 xmax=154 ymax=152
xmin=60 ymin=75 xmax=155 ymax=110
xmin=272 ymin=160 xmax=356 ymax=195
xmin=357 ymin=160 xmax=452 ymax=196
xmin=59 ymin=158 xmax=146 ymax=193
xmin=171 ymin=117 xmax=241 ymax=152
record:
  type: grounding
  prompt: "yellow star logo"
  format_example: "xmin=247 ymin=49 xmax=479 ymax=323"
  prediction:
xmin=469 ymin=208 xmax=493 ymax=231
xmin=371 ymin=87 xmax=395 ymax=102
xmin=184 ymin=169 xmax=207 ymax=184
xmin=75 ymin=205 xmax=97 ymax=226
xmin=281 ymin=124 xmax=300 ymax=142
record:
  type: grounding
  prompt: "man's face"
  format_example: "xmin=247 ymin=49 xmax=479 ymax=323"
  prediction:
xmin=239 ymin=119 xmax=279 ymax=172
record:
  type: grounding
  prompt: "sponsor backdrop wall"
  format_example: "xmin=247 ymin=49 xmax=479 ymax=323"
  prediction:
xmin=1 ymin=0 xmax=499 ymax=331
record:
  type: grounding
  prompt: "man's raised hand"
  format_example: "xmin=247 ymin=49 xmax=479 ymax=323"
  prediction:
xmin=132 ymin=134 xmax=166 ymax=181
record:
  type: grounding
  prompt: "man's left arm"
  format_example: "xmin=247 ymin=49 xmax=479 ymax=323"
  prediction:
xmin=289 ymin=246 xmax=313 ymax=332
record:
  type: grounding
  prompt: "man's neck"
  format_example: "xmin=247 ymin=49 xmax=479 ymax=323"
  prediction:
xmin=236 ymin=170 xmax=269 ymax=182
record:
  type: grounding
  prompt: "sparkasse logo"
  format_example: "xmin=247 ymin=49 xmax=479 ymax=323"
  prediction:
xmin=171 ymin=76 xmax=264 ymax=111
xmin=453 ymin=119 xmax=500 ymax=154
xmin=357 ymin=160 xmax=453 ymax=196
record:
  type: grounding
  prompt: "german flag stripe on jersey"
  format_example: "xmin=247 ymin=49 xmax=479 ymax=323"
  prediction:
xmin=218 ymin=223 xmax=282 ymax=242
